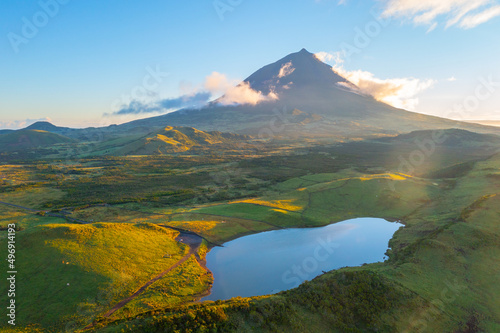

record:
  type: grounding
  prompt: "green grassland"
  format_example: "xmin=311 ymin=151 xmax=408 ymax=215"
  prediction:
xmin=1 ymin=131 xmax=500 ymax=332
xmin=0 ymin=221 xmax=212 ymax=332
xmin=87 ymin=151 xmax=500 ymax=332
xmin=112 ymin=255 xmax=212 ymax=319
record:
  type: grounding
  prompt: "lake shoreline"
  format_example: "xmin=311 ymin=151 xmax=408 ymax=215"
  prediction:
xmin=199 ymin=217 xmax=404 ymax=302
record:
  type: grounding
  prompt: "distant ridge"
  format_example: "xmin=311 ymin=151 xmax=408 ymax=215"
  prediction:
xmin=0 ymin=129 xmax=75 ymax=152
xmin=376 ymin=128 xmax=500 ymax=148
xmin=22 ymin=121 xmax=77 ymax=138
xmin=8 ymin=49 xmax=500 ymax=142
xmin=464 ymin=120 xmax=500 ymax=127
xmin=26 ymin=121 xmax=63 ymax=131
xmin=118 ymin=48 xmax=500 ymax=139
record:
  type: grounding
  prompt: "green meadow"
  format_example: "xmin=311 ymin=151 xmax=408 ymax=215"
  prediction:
xmin=0 ymin=134 xmax=499 ymax=332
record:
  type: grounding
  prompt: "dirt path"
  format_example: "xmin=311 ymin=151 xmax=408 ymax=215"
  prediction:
xmin=100 ymin=248 xmax=196 ymax=319
xmin=82 ymin=231 xmax=213 ymax=331
xmin=0 ymin=200 xmax=39 ymax=212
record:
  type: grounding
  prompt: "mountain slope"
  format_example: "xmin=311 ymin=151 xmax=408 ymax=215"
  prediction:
xmin=118 ymin=49 xmax=500 ymax=139
xmin=9 ymin=50 xmax=499 ymax=143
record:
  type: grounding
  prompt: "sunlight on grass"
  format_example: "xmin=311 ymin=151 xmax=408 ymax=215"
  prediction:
xmin=0 ymin=222 xmax=190 ymax=329
xmin=229 ymin=198 xmax=303 ymax=211
xmin=358 ymin=173 xmax=410 ymax=181
xmin=168 ymin=220 xmax=219 ymax=234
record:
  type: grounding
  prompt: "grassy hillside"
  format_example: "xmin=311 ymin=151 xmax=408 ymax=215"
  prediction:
xmin=87 ymin=152 xmax=500 ymax=333
xmin=0 ymin=221 xmax=211 ymax=332
xmin=103 ymin=126 xmax=250 ymax=155
xmin=0 ymin=130 xmax=75 ymax=152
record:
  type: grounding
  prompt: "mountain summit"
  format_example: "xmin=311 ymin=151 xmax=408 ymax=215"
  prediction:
xmin=240 ymin=48 xmax=378 ymax=118
xmin=244 ymin=48 xmax=347 ymax=94
xmin=120 ymin=49 xmax=499 ymax=139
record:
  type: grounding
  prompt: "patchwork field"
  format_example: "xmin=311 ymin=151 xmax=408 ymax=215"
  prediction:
xmin=1 ymin=134 xmax=499 ymax=332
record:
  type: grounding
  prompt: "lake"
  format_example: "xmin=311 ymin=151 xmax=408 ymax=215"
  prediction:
xmin=201 ymin=217 xmax=403 ymax=301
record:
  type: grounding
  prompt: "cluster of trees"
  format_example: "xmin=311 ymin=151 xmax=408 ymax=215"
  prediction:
xmin=98 ymin=270 xmax=415 ymax=332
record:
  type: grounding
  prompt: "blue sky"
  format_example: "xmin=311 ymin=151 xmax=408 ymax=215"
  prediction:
xmin=1 ymin=0 xmax=500 ymax=129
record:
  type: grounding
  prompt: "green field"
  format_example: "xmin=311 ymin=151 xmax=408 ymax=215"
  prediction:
xmin=0 ymin=221 xmax=210 ymax=331
xmin=1 ymin=131 xmax=500 ymax=332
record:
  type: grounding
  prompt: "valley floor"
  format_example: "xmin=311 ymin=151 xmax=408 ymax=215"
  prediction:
xmin=1 ymin=138 xmax=499 ymax=332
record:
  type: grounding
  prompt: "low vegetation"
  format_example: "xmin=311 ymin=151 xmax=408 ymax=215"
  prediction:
xmin=1 ymin=129 xmax=499 ymax=332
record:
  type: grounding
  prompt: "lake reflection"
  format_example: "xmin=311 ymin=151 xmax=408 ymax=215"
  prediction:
xmin=202 ymin=217 xmax=403 ymax=301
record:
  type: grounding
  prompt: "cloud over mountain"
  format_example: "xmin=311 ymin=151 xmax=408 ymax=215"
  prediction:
xmin=316 ymin=51 xmax=436 ymax=110
xmin=205 ymin=72 xmax=278 ymax=105
xmin=112 ymin=72 xmax=277 ymax=117
xmin=113 ymin=92 xmax=211 ymax=115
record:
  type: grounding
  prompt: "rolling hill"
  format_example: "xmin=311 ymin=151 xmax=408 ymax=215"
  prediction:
xmin=0 ymin=129 xmax=75 ymax=152
xmin=101 ymin=126 xmax=250 ymax=155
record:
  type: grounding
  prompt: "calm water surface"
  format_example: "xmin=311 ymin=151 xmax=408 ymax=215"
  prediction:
xmin=202 ymin=217 xmax=403 ymax=301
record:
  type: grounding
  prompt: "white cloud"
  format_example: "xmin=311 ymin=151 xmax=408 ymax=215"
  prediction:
xmin=314 ymin=51 xmax=344 ymax=64
xmin=204 ymin=72 xmax=278 ymax=106
xmin=317 ymin=51 xmax=436 ymax=110
xmin=0 ymin=117 xmax=52 ymax=130
xmin=381 ymin=0 xmax=500 ymax=29
xmin=108 ymin=72 xmax=278 ymax=119
xmin=447 ymin=76 xmax=457 ymax=82
xmin=278 ymin=61 xmax=295 ymax=78
xmin=459 ymin=4 xmax=500 ymax=28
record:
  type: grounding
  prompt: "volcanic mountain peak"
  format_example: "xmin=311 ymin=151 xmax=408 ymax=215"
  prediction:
xmin=244 ymin=48 xmax=348 ymax=95
xmin=119 ymin=48 xmax=500 ymax=139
